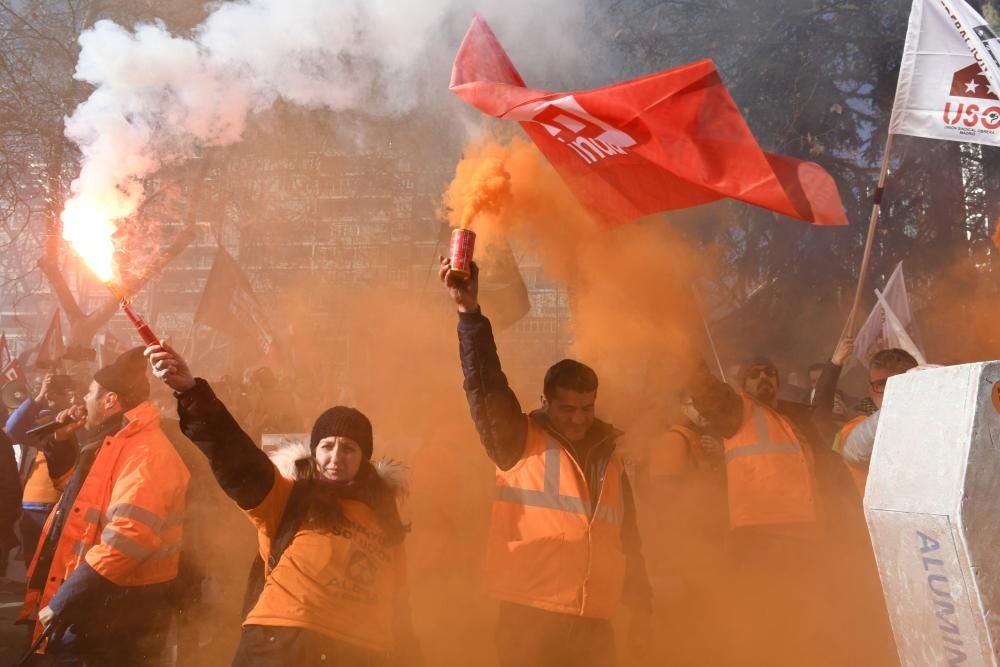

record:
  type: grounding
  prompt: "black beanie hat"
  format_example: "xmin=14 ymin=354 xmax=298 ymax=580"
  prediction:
xmin=94 ymin=346 xmax=150 ymax=404
xmin=310 ymin=406 xmax=373 ymax=460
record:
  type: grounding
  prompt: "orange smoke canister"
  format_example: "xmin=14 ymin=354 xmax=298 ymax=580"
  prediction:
xmin=448 ymin=228 xmax=476 ymax=279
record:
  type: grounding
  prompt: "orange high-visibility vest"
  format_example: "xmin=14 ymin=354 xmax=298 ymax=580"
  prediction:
xmin=19 ymin=402 xmax=190 ymax=640
xmin=649 ymin=425 xmax=694 ymax=479
xmin=832 ymin=415 xmax=868 ymax=498
xmin=484 ymin=419 xmax=626 ymax=619
xmin=22 ymin=451 xmax=62 ymax=506
xmin=723 ymin=396 xmax=816 ymax=529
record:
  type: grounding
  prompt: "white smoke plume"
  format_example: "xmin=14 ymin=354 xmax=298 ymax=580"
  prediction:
xmin=63 ymin=0 xmax=441 ymax=233
xmin=60 ymin=0 xmax=609 ymax=244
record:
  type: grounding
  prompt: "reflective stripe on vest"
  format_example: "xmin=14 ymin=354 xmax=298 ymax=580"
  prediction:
xmin=833 ymin=416 xmax=868 ymax=497
xmin=101 ymin=527 xmax=181 ymax=562
xmin=71 ymin=541 xmax=92 ymax=559
xmin=495 ymin=434 xmax=622 ymax=525
xmin=723 ymin=397 xmax=816 ymax=528
xmin=106 ymin=503 xmax=184 ymax=533
xmin=832 ymin=415 xmax=866 ymax=455
xmin=70 ymin=504 xmax=183 ymax=563
xmin=725 ymin=408 xmax=801 ymax=463
xmin=20 ymin=401 xmax=190 ymax=638
xmin=485 ymin=423 xmax=627 ymax=619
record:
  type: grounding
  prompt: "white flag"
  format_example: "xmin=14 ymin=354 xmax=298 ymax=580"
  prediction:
xmin=890 ymin=0 xmax=1000 ymax=146
xmin=874 ymin=288 xmax=928 ymax=365
xmin=854 ymin=262 xmax=927 ymax=366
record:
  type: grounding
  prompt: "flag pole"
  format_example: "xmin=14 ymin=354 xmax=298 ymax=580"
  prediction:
xmin=702 ymin=314 xmax=726 ymax=383
xmin=845 ymin=132 xmax=895 ymax=335
xmin=688 ymin=282 xmax=726 ymax=382
xmin=181 ymin=321 xmax=198 ymax=359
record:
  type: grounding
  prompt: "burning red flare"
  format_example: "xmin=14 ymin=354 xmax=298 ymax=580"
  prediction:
xmin=104 ymin=283 xmax=160 ymax=347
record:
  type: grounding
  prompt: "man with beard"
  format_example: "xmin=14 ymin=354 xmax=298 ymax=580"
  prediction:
xmin=19 ymin=348 xmax=190 ymax=665
xmin=725 ymin=357 xmax=820 ymax=528
xmin=704 ymin=356 xmax=854 ymax=666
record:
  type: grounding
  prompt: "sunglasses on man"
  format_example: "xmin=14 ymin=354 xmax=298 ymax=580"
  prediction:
xmin=746 ymin=367 xmax=778 ymax=380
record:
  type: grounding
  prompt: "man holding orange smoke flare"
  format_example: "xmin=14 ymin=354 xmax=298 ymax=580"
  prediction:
xmin=439 ymin=258 xmax=653 ymax=666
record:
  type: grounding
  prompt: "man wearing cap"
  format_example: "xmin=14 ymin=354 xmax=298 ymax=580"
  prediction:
xmin=18 ymin=347 xmax=190 ymax=665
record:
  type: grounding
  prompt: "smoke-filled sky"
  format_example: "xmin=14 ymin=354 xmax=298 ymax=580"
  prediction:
xmin=38 ymin=4 xmax=947 ymax=665
xmin=61 ymin=0 xmax=615 ymax=243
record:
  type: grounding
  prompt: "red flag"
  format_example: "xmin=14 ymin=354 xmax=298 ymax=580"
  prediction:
xmin=97 ymin=330 xmax=124 ymax=368
xmin=195 ymin=248 xmax=277 ymax=360
xmin=450 ymin=16 xmax=847 ymax=226
xmin=35 ymin=310 xmax=65 ymax=369
xmin=0 ymin=360 xmax=25 ymax=387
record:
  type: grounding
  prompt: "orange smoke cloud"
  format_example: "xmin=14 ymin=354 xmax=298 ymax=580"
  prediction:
xmin=457 ymin=155 xmax=512 ymax=230
xmin=444 ymin=137 xmax=707 ymax=439
xmin=443 ymin=137 xmax=740 ymax=666
xmin=185 ymin=137 xmax=727 ymax=667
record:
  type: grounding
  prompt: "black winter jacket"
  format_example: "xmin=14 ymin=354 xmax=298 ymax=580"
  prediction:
xmin=0 ymin=429 xmax=20 ymax=556
xmin=457 ymin=308 xmax=653 ymax=613
xmin=176 ymin=380 xmax=417 ymax=667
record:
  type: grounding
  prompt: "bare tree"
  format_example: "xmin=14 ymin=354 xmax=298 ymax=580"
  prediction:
xmin=0 ymin=0 xmax=206 ymax=356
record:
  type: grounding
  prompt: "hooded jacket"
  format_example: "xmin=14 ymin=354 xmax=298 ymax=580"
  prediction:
xmin=19 ymin=402 xmax=190 ymax=645
xmin=176 ymin=379 xmax=415 ymax=658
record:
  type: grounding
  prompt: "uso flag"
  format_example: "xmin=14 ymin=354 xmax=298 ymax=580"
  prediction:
xmin=889 ymin=0 xmax=1000 ymax=147
xmin=450 ymin=15 xmax=848 ymax=227
xmin=853 ymin=262 xmax=927 ymax=367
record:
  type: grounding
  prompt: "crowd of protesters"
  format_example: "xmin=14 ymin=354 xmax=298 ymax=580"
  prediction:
xmin=0 ymin=260 xmax=940 ymax=666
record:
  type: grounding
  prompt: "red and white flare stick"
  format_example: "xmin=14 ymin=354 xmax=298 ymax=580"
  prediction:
xmin=105 ymin=282 xmax=160 ymax=346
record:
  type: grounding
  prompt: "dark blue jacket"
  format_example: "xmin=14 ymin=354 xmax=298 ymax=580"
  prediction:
xmin=457 ymin=308 xmax=652 ymax=613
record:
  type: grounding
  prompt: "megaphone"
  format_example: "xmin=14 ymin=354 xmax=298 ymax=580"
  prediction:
xmin=2 ymin=381 xmax=29 ymax=410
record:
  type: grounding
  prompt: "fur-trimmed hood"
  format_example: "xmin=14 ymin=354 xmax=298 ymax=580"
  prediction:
xmin=267 ymin=438 xmax=312 ymax=479
xmin=266 ymin=438 xmax=408 ymax=499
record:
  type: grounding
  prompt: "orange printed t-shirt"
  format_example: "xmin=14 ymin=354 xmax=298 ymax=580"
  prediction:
xmin=22 ymin=451 xmax=61 ymax=505
xmin=244 ymin=472 xmax=406 ymax=653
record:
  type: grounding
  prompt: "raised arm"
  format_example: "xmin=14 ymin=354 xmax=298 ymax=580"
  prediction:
xmin=441 ymin=257 xmax=528 ymax=471
xmin=5 ymin=392 xmax=44 ymax=445
xmin=812 ymin=336 xmax=853 ymax=441
xmin=146 ymin=343 xmax=275 ymax=511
